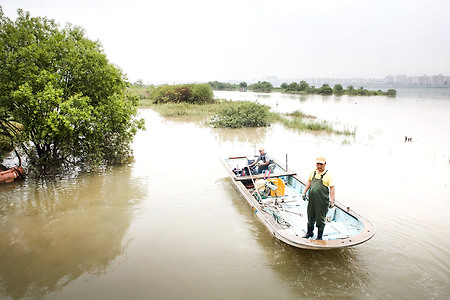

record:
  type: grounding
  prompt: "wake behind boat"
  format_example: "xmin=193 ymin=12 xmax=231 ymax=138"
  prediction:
xmin=222 ymin=156 xmax=375 ymax=250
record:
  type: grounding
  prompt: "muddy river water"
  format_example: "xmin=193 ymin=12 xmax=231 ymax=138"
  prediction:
xmin=1 ymin=87 xmax=449 ymax=299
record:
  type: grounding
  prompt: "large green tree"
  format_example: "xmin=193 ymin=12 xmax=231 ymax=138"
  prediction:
xmin=333 ymin=83 xmax=344 ymax=94
xmin=0 ymin=8 xmax=143 ymax=172
xmin=299 ymin=80 xmax=309 ymax=91
xmin=248 ymin=81 xmax=273 ymax=92
xmin=318 ymin=84 xmax=333 ymax=95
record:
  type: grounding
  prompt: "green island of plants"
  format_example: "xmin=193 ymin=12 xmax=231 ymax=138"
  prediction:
xmin=208 ymin=81 xmax=273 ymax=92
xmin=129 ymin=83 xmax=355 ymax=135
xmin=280 ymin=81 xmax=397 ymax=96
xmin=205 ymin=80 xmax=396 ymax=96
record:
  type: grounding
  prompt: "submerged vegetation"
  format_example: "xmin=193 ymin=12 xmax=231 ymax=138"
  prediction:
xmin=273 ymin=110 xmax=355 ymax=135
xmin=210 ymin=101 xmax=271 ymax=128
xmin=148 ymin=84 xmax=214 ymax=104
xmin=129 ymin=84 xmax=355 ymax=135
xmin=147 ymin=102 xmax=220 ymax=117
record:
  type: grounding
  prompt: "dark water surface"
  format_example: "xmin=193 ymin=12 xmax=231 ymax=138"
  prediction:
xmin=1 ymin=88 xmax=449 ymax=299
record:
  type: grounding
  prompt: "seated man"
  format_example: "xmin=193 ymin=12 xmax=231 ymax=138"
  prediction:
xmin=249 ymin=148 xmax=276 ymax=174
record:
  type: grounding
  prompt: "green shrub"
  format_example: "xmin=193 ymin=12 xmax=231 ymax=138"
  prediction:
xmin=191 ymin=84 xmax=215 ymax=103
xmin=387 ymin=89 xmax=397 ymax=96
xmin=149 ymin=84 xmax=214 ymax=104
xmin=0 ymin=134 xmax=13 ymax=156
xmin=319 ymin=84 xmax=333 ymax=95
xmin=208 ymin=81 xmax=239 ymax=91
xmin=333 ymin=84 xmax=344 ymax=94
xmin=247 ymin=81 xmax=273 ymax=92
xmin=210 ymin=101 xmax=270 ymax=128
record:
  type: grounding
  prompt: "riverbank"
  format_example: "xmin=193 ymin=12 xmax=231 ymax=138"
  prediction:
xmin=128 ymin=85 xmax=355 ymax=135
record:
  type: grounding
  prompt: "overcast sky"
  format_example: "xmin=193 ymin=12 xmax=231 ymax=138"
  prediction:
xmin=2 ymin=0 xmax=450 ymax=84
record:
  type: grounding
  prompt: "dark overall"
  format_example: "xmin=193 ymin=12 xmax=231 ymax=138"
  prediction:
xmin=307 ymin=170 xmax=330 ymax=230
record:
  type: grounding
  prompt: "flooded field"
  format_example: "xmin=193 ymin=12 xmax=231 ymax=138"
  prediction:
xmin=1 ymin=87 xmax=449 ymax=299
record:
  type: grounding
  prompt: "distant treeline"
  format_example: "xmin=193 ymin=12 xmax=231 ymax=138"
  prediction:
xmin=208 ymin=81 xmax=273 ymax=92
xmin=281 ymin=81 xmax=397 ymax=96
xmin=207 ymin=80 xmax=396 ymax=96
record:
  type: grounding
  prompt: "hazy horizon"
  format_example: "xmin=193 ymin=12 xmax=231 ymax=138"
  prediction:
xmin=2 ymin=0 xmax=450 ymax=84
xmin=145 ymin=74 xmax=450 ymax=86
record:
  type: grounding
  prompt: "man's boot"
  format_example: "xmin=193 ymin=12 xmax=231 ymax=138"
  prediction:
xmin=302 ymin=225 xmax=314 ymax=238
xmin=316 ymin=229 xmax=324 ymax=240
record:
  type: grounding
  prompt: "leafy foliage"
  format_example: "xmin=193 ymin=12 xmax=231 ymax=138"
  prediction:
xmin=345 ymin=87 xmax=393 ymax=96
xmin=210 ymin=101 xmax=270 ymax=128
xmin=280 ymin=80 xmax=396 ymax=96
xmin=0 ymin=133 xmax=13 ymax=156
xmin=208 ymin=81 xmax=239 ymax=91
xmin=299 ymin=80 xmax=309 ymax=91
xmin=287 ymin=82 xmax=300 ymax=92
xmin=333 ymin=84 xmax=344 ymax=94
xmin=149 ymin=84 xmax=214 ymax=104
xmin=387 ymin=89 xmax=397 ymax=96
xmin=247 ymin=81 xmax=273 ymax=92
xmin=0 ymin=8 xmax=143 ymax=172
xmin=318 ymin=84 xmax=333 ymax=95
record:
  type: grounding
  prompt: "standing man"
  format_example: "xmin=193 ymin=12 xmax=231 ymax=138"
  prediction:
xmin=301 ymin=156 xmax=335 ymax=240
xmin=249 ymin=148 xmax=275 ymax=174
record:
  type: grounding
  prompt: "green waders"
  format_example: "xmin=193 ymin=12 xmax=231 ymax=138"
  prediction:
xmin=307 ymin=170 xmax=330 ymax=231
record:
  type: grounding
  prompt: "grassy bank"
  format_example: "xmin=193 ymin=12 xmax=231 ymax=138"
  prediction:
xmin=146 ymin=102 xmax=221 ymax=117
xmin=127 ymin=84 xmax=355 ymax=135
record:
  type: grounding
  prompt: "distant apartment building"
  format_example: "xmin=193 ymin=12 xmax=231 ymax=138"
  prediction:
xmin=299 ymin=74 xmax=449 ymax=87
xmin=262 ymin=74 xmax=449 ymax=87
xmin=432 ymin=74 xmax=446 ymax=85
xmin=386 ymin=74 xmax=449 ymax=86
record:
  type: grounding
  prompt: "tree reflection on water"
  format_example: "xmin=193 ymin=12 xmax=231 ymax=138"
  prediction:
xmin=0 ymin=165 xmax=146 ymax=299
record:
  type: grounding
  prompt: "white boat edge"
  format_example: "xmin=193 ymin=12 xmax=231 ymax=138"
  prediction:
xmin=221 ymin=157 xmax=376 ymax=250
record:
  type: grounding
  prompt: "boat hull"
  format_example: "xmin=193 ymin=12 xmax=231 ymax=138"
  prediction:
xmin=222 ymin=156 xmax=375 ymax=250
xmin=0 ymin=167 xmax=24 ymax=184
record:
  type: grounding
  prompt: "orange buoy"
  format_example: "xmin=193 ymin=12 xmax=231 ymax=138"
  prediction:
xmin=0 ymin=167 xmax=24 ymax=183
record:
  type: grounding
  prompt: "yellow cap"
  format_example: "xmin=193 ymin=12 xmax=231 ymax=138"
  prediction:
xmin=316 ymin=156 xmax=326 ymax=164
